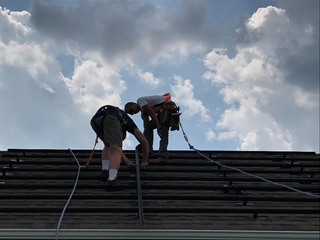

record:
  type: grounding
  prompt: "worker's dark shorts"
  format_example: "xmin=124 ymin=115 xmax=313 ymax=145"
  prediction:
xmin=91 ymin=115 xmax=123 ymax=147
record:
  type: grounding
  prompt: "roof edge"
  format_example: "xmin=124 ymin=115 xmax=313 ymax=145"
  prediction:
xmin=0 ymin=229 xmax=319 ymax=239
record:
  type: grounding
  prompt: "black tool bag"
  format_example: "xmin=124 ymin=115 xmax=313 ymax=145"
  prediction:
xmin=162 ymin=102 xmax=181 ymax=131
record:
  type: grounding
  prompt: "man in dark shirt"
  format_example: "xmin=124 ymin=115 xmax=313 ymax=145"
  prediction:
xmin=90 ymin=105 xmax=149 ymax=188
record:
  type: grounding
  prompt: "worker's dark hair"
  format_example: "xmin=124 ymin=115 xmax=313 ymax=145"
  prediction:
xmin=124 ymin=102 xmax=135 ymax=113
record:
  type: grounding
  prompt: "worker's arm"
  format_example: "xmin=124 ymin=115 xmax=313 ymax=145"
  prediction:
xmin=121 ymin=153 xmax=136 ymax=168
xmin=141 ymin=112 xmax=149 ymax=129
xmin=142 ymin=104 xmax=164 ymax=136
xmin=142 ymin=104 xmax=160 ymax=128
xmin=133 ymin=128 xmax=149 ymax=169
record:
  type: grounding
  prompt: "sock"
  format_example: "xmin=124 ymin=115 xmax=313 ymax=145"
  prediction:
xmin=102 ymin=159 xmax=109 ymax=170
xmin=108 ymin=169 xmax=118 ymax=181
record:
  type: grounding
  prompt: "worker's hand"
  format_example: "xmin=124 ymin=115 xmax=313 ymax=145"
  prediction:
xmin=157 ymin=125 xmax=163 ymax=137
xmin=126 ymin=161 xmax=137 ymax=169
xmin=140 ymin=161 xmax=148 ymax=169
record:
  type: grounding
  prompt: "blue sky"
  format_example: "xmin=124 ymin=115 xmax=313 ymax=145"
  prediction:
xmin=0 ymin=0 xmax=319 ymax=153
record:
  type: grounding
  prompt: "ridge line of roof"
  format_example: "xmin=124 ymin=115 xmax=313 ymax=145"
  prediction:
xmin=4 ymin=148 xmax=317 ymax=154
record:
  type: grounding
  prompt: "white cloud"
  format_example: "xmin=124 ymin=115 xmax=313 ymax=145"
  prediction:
xmin=0 ymin=6 xmax=126 ymax=150
xmin=241 ymin=131 xmax=259 ymax=151
xmin=123 ymin=136 xmax=134 ymax=150
xmin=128 ymin=67 xmax=161 ymax=89
xmin=0 ymin=41 xmax=48 ymax=80
xmin=138 ymin=71 xmax=160 ymax=88
xmin=203 ymin=48 xmax=238 ymax=85
xmin=0 ymin=7 xmax=62 ymax=94
xmin=170 ymin=75 xmax=211 ymax=122
xmin=205 ymin=129 xmax=215 ymax=141
xmin=218 ymin=131 xmax=238 ymax=140
xmin=216 ymin=101 xmax=292 ymax=151
xmin=203 ymin=5 xmax=318 ymax=151
xmin=63 ymin=60 xmax=127 ymax=114
xmin=0 ymin=7 xmax=32 ymax=44
xmin=245 ymin=6 xmax=314 ymax=56
xmin=246 ymin=6 xmax=286 ymax=31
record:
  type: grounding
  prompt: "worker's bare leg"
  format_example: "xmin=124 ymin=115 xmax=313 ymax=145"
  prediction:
xmin=108 ymin=144 xmax=122 ymax=180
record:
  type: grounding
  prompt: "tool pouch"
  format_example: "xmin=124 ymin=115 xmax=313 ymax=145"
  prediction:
xmin=162 ymin=102 xmax=181 ymax=131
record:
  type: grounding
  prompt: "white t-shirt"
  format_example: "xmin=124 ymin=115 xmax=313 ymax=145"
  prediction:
xmin=137 ymin=95 xmax=169 ymax=114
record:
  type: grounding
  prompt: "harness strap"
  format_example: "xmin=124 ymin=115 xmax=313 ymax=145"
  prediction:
xmin=163 ymin=93 xmax=171 ymax=103
xmin=143 ymin=93 xmax=171 ymax=115
xmin=97 ymin=105 xmax=127 ymax=125
xmin=160 ymin=93 xmax=171 ymax=112
xmin=151 ymin=93 xmax=171 ymax=108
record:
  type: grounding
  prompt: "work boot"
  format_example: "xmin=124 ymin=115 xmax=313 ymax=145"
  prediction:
xmin=149 ymin=157 xmax=169 ymax=164
xmin=106 ymin=178 xmax=119 ymax=191
xmin=101 ymin=170 xmax=109 ymax=182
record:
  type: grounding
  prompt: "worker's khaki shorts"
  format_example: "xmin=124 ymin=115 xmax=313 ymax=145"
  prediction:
xmin=91 ymin=115 xmax=123 ymax=147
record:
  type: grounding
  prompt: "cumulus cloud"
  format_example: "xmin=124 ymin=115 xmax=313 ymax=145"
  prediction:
xmin=218 ymin=131 xmax=238 ymax=141
xmin=0 ymin=5 xmax=125 ymax=149
xmin=136 ymin=71 xmax=161 ymax=88
xmin=203 ymin=5 xmax=319 ymax=151
xmin=216 ymin=101 xmax=292 ymax=150
xmin=123 ymin=136 xmax=134 ymax=150
xmin=126 ymin=67 xmax=161 ymax=89
xmin=1 ymin=41 xmax=48 ymax=80
xmin=170 ymin=75 xmax=211 ymax=122
xmin=62 ymin=60 xmax=126 ymax=114
xmin=205 ymin=129 xmax=215 ymax=141
xmin=0 ymin=7 xmax=32 ymax=44
xmin=236 ymin=4 xmax=319 ymax=92
xmin=240 ymin=131 xmax=259 ymax=151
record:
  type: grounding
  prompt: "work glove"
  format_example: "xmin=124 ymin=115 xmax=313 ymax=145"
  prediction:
xmin=157 ymin=125 xmax=163 ymax=137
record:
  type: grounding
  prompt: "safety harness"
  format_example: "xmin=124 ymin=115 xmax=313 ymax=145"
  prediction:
xmin=95 ymin=105 xmax=127 ymax=125
xmin=148 ymin=93 xmax=181 ymax=131
xmin=86 ymin=105 xmax=126 ymax=167
xmin=148 ymin=93 xmax=171 ymax=111
xmin=163 ymin=93 xmax=171 ymax=103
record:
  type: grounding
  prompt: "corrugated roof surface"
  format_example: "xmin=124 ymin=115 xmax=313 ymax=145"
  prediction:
xmin=0 ymin=149 xmax=319 ymax=231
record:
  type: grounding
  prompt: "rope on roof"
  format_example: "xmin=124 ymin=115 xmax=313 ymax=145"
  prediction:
xmin=179 ymin=122 xmax=320 ymax=199
xmin=55 ymin=149 xmax=86 ymax=240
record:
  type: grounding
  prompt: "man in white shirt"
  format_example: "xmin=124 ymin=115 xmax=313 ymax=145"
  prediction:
xmin=125 ymin=95 xmax=171 ymax=163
